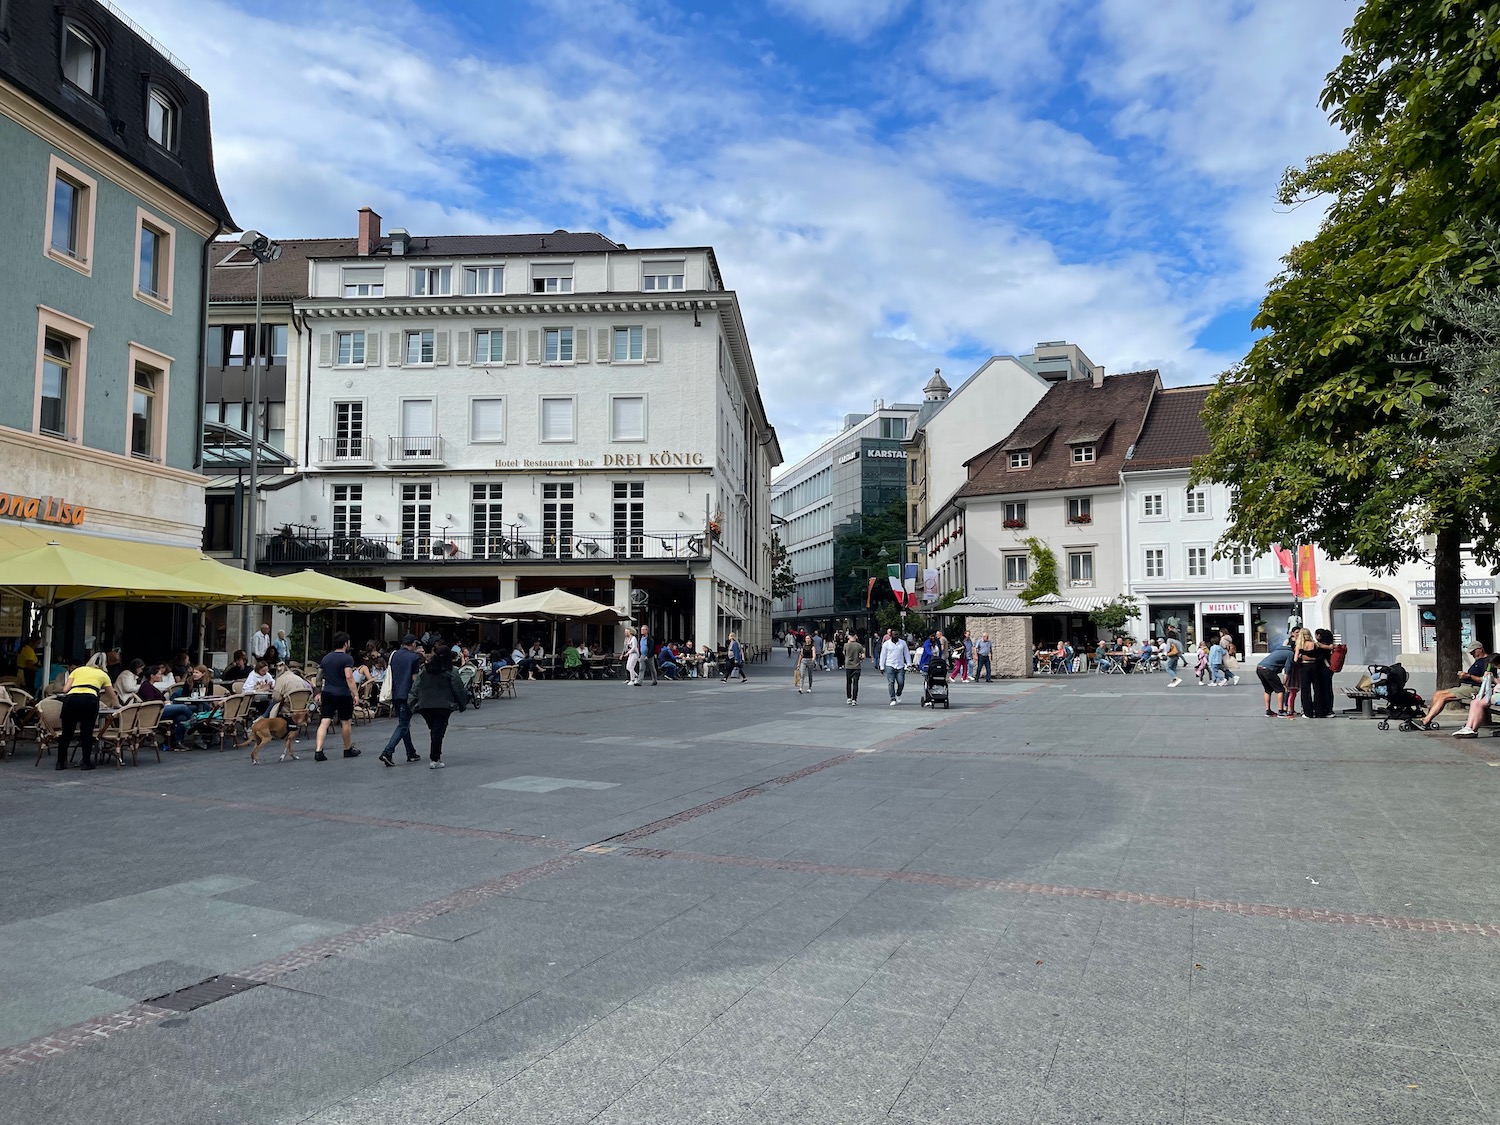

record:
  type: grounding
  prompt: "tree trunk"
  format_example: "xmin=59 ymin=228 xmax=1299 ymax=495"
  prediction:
xmin=1432 ymin=527 xmax=1463 ymax=689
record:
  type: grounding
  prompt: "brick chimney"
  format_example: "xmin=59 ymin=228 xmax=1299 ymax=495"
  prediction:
xmin=357 ymin=206 xmax=381 ymax=256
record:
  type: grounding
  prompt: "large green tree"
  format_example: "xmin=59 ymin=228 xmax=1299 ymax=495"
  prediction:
xmin=1197 ymin=0 xmax=1500 ymax=686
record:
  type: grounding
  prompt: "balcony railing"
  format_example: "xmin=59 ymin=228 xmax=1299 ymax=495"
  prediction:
xmin=387 ymin=436 xmax=444 ymax=464
xmin=257 ymin=528 xmax=708 ymax=566
xmin=316 ymin=436 xmax=377 ymax=465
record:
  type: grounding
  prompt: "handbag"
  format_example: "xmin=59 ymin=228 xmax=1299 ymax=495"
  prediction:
xmin=379 ymin=673 xmax=394 ymax=704
xmin=1355 ymin=672 xmax=1373 ymax=692
xmin=793 ymin=662 xmax=802 ymax=688
xmin=1329 ymin=643 xmax=1348 ymax=673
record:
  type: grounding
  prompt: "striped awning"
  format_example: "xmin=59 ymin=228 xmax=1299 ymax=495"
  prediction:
xmin=948 ymin=593 xmax=1117 ymax=615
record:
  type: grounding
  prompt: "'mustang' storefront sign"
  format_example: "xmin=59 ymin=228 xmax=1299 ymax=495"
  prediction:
xmin=0 ymin=492 xmax=86 ymax=526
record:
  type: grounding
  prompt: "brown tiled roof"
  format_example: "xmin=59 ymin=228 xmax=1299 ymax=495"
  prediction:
xmin=957 ymin=370 xmax=1160 ymax=497
xmin=1127 ymin=384 xmax=1214 ymax=470
xmin=210 ymin=239 xmax=344 ymax=303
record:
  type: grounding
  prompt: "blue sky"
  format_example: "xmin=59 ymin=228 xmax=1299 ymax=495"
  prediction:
xmin=123 ymin=0 xmax=1353 ymax=463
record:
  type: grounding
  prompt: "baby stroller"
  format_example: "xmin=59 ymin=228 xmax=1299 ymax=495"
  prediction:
xmin=1370 ymin=663 xmax=1424 ymax=730
xmin=922 ymin=654 xmax=951 ymax=709
xmin=457 ymin=663 xmax=483 ymax=710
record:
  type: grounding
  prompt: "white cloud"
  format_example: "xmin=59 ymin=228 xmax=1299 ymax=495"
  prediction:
xmin=119 ymin=0 xmax=1350 ymax=464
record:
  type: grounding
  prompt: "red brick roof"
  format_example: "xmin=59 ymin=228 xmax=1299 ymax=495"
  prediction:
xmin=1127 ymin=384 xmax=1214 ymax=470
xmin=957 ymin=370 xmax=1160 ymax=497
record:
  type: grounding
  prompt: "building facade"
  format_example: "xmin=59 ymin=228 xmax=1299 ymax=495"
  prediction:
xmin=770 ymin=404 xmax=918 ymax=634
xmin=0 ymin=0 xmax=234 ymax=657
xmin=903 ymin=343 xmax=1097 ymax=569
xmin=248 ymin=211 xmax=779 ymax=649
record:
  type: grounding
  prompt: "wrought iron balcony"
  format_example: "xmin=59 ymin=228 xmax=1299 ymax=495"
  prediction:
xmin=257 ymin=528 xmax=708 ymax=567
xmin=315 ymin=436 xmax=378 ymax=465
xmin=386 ymin=436 xmax=445 ymax=465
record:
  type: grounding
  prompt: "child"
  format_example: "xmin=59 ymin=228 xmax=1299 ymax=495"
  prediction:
xmin=1195 ymin=642 xmax=1210 ymax=685
xmin=1208 ymin=638 xmax=1226 ymax=686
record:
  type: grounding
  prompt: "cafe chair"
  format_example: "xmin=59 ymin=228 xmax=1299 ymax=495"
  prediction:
xmin=128 ymin=700 xmax=165 ymax=765
xmin=96 ymin=704 xmax=141 ymax=769
xmin=495 ymin=665 xmax=517 ymax=699
xmin=29 ymin=697 xmax=64 ymax=766
xmin=217 ymin=694 xmax=253 ymax=750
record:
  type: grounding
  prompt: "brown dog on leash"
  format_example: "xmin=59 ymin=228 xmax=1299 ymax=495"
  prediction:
xmin=240 ymin=709 xmax=309 ymax=764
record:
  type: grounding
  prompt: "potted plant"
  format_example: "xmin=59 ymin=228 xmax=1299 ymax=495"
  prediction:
xmin=708 ymin=511 xmax=724 ymax=541
xmin=1067 ymin=513 xmax=1092 ymax=525
xmin=1002 ymin=518 xmax=1026 ymax=529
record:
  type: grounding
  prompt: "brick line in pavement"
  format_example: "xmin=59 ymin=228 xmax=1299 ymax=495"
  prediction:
xmin=607 ymin=846 xmax=1500 ymax=938
xmin=0 ymin=855 xmax=582 ymax=1075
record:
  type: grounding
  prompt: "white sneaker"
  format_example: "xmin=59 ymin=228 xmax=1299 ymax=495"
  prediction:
xmin=429 ymin=760 xmax=447 ymax=768
xmin=1453 ymin=728 xmax=1477 ymax=739
xmin=1168 ymin=679 xmax=1181 ymax=687
xmin=889 ymin=700 xmax=897 ymax=707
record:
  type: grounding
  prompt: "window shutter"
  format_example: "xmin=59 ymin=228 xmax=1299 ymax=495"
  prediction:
xmin=526 ymin=329 xmax=541 ymax=365
xmin=364 ymin=331 xmax=379 ymax=367
xmin=505 ymin=329 xmax=520 ymax=365
xmin=644 ymin=326 xmax=661 ymax=363
xmin=318 ymin=332 xmax=332 ymax=367
xmin=388 ymin=330 xmax=403 ymax=367
xmin=456 ymin=330 xmax=471 ymax=366
xmin=597 ymin=329 xmax=611 ymax=364
xmin=575 ymin=328 xmax=590 ymax=364
xmin=435 ymin=329 xmax=451 ymax=365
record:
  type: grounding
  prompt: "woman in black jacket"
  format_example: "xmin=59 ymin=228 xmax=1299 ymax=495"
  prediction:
xmin=407 ymin=645 xmax=467 ymax=769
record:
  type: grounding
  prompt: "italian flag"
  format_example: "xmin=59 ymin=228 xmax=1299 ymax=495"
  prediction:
xmin=887 ymin=563 xmax=906 ymax=607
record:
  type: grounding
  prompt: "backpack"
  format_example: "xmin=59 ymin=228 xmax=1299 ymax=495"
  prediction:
xmin=1329 ymin=643 xmax=1348 ymax=673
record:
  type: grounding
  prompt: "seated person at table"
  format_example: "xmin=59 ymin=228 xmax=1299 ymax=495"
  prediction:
xmin=141 ymin=665 xmax=197 ymax=749
xmin=222 ymin=650 xmax=252 ymax=683
xmin=576 ymin=643 xmax=593 ymax=679
xmin=658 ymin=644 xmax=681 ymax=680
xmin=563 ymin=644 xmax=583 ymax=678
xmin=270 ymin=663 xmax=313 ymax=718
xmin=173 ymin=665 xmax=214 ymax=699
xmin=243 ymin=661 xmax=276 ymax=714
xmin=114 ymin=658 xmax=146 ymax=700
xmin=518 ymin=642 xmax=544 ymax=680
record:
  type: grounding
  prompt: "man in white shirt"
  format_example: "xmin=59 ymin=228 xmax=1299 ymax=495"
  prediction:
xmin=251 ymin=623 xmax=273 ymax=662
xmin=878 ymin=630 xmax=911 ymax=706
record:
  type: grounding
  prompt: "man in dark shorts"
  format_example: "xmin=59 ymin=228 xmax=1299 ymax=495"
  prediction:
xmin=315 ymin=631 xmax=360 ymax=761
xmin=1257 ymin=636 xmax=1294 ymax=717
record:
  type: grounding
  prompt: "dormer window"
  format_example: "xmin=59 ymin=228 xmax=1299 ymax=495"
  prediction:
xmin=532 ymin=263 xmax=574 ymax=293
xmin=1071 ymin=444 xmax=1095 ymax=464
xmin=147 ymin=88 xmax=179 ymax=150
xmin=62 ymin=24 xmax=99 ymax=97
xmin=411 ymin=266 xmax=451 ymax=296
xmin=1007 ymin=450 xmax=1031 ymax=470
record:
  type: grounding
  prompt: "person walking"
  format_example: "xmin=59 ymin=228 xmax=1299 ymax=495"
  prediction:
xmin=975 ymin=633 xmax=993 ymax=682
xmin=1257 ymin=636 xmax=1293 ymax=716
xmin=1207 ymin=636 xmax=1227 ymax=686
xmin=54 ymin=659 xmax=118 ymax=770
xmin=797 ymin=632 xmax=816 ymax=694
xmin=879 ymin=629 xmax=910 ymax=705
xmin=251 ymin=622 xmax=273 ymax=663
xmin=638 ymin=626 xmax=659 ymax=686
xmin=623 ymin=626 xmax=640 ymax=685
xmin=1220 ymin=632 xmax=1241 ymax=685
xmin=408 ymin=645 xmax=468 ymax=768
xmin=379 ymin=634 xmax=425 ymax=766
xmin=314 ymin=632 xmax=360 ymax=761
xmin=1162 ymin=631 xmax=1185 ymax=687
xmin=843 ymin=631 xmax=865 ymax=705
xmin=273 ymin=629 xmax=291 ymax=663
xmin=721 ymin=632 xmax=748 ymax=682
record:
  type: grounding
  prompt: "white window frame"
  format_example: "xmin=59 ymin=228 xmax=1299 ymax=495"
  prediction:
xmin=463 ymin=265 xmax=503 ymax=295
xmin=341 ymin=268 xmax=384 ymax=298
xmin=473 ymin=329 xmax=505 ymax=365
xmin=1067 ymin=496 xmax=1093 ymax=523
xmin=469 ymin=397 xmax=505 ymax=444
xmin=1007 ymin=450 xmax=1030 ymax=470
xmin=146 ymin=87 xmax=178 ymax=150
xmin=609 ymin=394 xmax=647 ymax=443
xmin=34 ymin=306 xmax=91 ymax=443
xmin=405 ymin=329 xmax=436 ymax=366
xmin=612 ymin=325 xmax=644 ymax=363
xmin=1230 ymin=548 xmax=1254 ymax=578
xmin=61 ymin=23 xmax=100 ymax=97
xmin=1067 ymin=550 xmax=1095 ymax=586
xmin=44 ymin=155 xmax=96 ymax=276
xmin=1142 ymin=493 xmax=1164 ymax=519
xmin=335 ymin=330 xmax=366 ymax=366
xmin=125 ymin=342 xmax=172 ymax=462
xmin=1003 ymin=501 xmax=1027 ymax=527
xmin=1004 ymin=554 xmax=1029 ymax=588
xmin=1143 ymin=546 xmax=1165 ymax=579
xmin=133 ymin=208 xmax=176 ymax=312
xmin=642 ymin=260 xmax=686 ymax=291
xmin=540 ymin=395 xmax=576 ymax=443
xmin=398 ymin=397 xmax=436 ymax=458
xmin=1186 ymin=545 xmax=1209 ymax=578
xmin=1185 ymin=488 xmax=1209 ymax=517
xmin=1071 ymin=444 xmax=1095 ymax=464
xmin=543 ymin=327 xmax=575 ymax=364
xmin=531 ymin=262 xmax=574 ymax=293
xmin=410 ymin=265 xmax=452 ymax=297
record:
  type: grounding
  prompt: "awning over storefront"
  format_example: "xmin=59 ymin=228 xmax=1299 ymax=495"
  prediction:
xmin=948 ymin=593 xmax=1117 ymax=614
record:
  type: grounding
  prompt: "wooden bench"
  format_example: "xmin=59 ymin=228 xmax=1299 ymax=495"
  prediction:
xmin=1342 ymin=688 xmax=1380 ymax=719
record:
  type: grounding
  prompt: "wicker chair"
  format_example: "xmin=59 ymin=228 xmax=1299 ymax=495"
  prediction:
xmin=217 ymin=694 xmax=253 ymax=751
xmin=30 ymin=697 xmax=64 ymax=766
xmin=128 ymin=700 xmax=165 ymax=765
xmin=96 ymin=704 xmax=141 ymax=769
xmin=495 ymin=664 xmax=518 ymax=699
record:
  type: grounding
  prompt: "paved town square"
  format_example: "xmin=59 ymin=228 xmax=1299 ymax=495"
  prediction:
xmin=3 ymin=661 xmax=1496 ymax=1125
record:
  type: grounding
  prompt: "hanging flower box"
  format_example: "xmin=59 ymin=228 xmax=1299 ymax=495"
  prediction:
xmin=1002 ymin=518 xmax=1026 ymax=529
xmin=1067 ymin=514 xmax=1092 ymax=525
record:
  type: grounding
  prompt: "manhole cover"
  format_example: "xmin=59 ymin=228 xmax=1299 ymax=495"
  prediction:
xmin=146 ymin=975 xmax=262 ymax=1012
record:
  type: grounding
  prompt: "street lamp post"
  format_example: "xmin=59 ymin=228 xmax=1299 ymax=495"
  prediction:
xmin=237 ymin=230 xmax=281 ymax=649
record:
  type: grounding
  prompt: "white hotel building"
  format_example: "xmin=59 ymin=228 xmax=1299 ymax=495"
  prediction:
xmin=252 ymin=209 xmax=780 ymax=648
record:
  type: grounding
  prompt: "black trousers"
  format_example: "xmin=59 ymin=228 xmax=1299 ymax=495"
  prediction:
xmin=419 ymin=708 xmax=451 ymax=760
xmin=846 ymin=669 xmax=860 ymax=701
xmin=1300 ymin=662 xmax=1323 ymax=716
xmin=58 ymin=693 xmax=100 ymax=768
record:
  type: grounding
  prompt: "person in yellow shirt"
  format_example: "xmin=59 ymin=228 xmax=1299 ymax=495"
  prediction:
xmin=56 ymin=660 xmax=118 ymax=771
xmin=16 ymin=635 xmax=39 ymax=693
